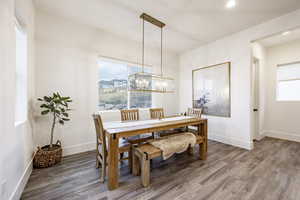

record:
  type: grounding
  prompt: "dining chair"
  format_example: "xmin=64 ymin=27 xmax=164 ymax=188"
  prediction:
xmin=92 ymin=114 xmax=131 ymax=182
xmin=120 ymin=109 xmax=154 ymax=155
xmin=150 ymin=108 xmax=180 ymax=137
xmin=121 ymin=109 xmax=139 ymax=121
xmin=187 ymin=108 xmax=202 ymax=118
xmin=149 ymin=108 xmax=164 ymax=119
xmin=187 ymin=108 xmax=203 ymax=133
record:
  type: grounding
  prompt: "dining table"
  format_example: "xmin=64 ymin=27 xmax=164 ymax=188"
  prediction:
xmin=103 ymin=115 xmax=208 ymax=190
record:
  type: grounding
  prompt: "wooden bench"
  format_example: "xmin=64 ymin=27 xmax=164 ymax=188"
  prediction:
xmin=132 ymin=133 xmax=204 ymax=187
xmin=132 ymin=143 xmax=162 ymax=187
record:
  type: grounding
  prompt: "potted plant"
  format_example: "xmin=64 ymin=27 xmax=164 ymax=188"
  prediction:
xmin=33 ymin=92 xmax=72 ymax=168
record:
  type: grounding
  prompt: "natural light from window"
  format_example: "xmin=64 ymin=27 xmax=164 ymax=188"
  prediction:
xmin=98 ymin=59 xmax=152 ymax=110
xmin=277 ymin=62 xmax=300 ymax=101
xmin=15 ymin=23 xmax=28 ymax=124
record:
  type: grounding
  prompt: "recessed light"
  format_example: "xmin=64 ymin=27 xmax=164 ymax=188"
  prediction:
xmin=282 ymin=31 xmax=291 ymax=36
xmin=226 ymin=0 xmax=236 ymax=8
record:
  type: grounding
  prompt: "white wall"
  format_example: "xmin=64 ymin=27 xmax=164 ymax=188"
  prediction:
xmin=179 ymin=9 xmax=300 ymax=150
xmin=34 ymin=11 xmax=180 ymax=156
xmin=0 ymin=0 xmax=35 ymax=199
xmin=263 ymin=39 xmax=300 ymax=141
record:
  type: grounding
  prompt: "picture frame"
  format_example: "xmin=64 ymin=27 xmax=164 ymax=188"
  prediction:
xmin=192 ymin=62 xmax=231 ymax=117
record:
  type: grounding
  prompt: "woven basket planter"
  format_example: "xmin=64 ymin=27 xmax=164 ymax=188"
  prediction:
xmin=33 ymin=140 xmax=62 ymax=168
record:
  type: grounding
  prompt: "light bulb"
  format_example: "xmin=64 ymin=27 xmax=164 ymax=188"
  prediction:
xmin=226 ymin=0 xmax=236 ymax=8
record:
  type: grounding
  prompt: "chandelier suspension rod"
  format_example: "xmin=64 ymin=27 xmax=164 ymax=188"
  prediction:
xmin=161 ymin=27 xmax=163 ymax=76
xmin=140 ymin=13 xmax=165 ymax=75
xmin=142 ymin=18 xmax=145 ymax=73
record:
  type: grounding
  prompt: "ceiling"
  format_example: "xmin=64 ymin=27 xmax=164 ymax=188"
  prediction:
xmin=34 ymin=0 xmax=300 ymax=53
xmin=258 ymin=28 xmax=300 ymax=47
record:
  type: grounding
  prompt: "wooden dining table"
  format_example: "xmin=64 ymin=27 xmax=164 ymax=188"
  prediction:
xmin=103 ymin=116 xmax=208 ymax=190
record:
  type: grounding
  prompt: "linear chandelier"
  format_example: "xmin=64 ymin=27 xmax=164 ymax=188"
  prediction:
xmin=128 ymin=13 xmax=175 ymax=93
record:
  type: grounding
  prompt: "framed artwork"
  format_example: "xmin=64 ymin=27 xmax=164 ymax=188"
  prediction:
xmin=192 ymin=62 xmax=231 ymax=117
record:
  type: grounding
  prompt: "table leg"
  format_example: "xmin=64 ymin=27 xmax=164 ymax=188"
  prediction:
xmin=204 ymin=120 xmax=208 ymax=153
xmin=108 ymin=134 xmax=119 ymax=190
xmin=199 ymin=123 xmax=207 ymax=160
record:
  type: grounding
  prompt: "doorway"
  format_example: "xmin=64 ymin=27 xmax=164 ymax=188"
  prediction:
xmin=252 ymin=57 xmax=260 ymax=140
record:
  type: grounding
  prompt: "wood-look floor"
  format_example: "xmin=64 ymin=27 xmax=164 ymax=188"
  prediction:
xmin=22 ymin=137 xmax=300 ymax=200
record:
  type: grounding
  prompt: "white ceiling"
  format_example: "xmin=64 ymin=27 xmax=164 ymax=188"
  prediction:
xmin=34 ymin=0 xmax=300 ymax=53
xmin=258 ymin=28 xmax=300 ymax=48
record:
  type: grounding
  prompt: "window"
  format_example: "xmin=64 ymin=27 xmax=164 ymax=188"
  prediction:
xmin=15 ymin=22 xmax=27 ymax=123
xmin=98 ymin=59 xmax=152 ymax=110
xmin=128 ymin=65 xmax=152 ymax=109
xmin=277 ymin=62 xmax=300 ymax=101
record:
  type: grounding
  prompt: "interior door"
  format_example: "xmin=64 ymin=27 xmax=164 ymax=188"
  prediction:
xmin=252 ymin=58 xmax=260 ymax=140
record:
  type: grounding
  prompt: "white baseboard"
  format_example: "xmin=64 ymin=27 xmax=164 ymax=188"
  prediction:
xmin=255 ymin=131 xmax=266 ymax=141
xmin=208 ymin=132 xmax=253 ymax=150
xmin=9 ymin=158 xmax=33 ymax=200
xmin=63 ymin=142 xmax=96 ymax=156
xmin=264 ymin=130 xmax=300 ymax=143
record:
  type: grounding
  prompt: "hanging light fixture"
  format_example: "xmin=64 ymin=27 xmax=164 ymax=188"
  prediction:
xmin=128 ymin=13 xmax=175 ymax=93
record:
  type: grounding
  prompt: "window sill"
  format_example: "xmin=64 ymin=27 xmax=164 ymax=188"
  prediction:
xmin=99 ymin=108 xmax=152 ymax=113
xmin=276 ymin=100 xmax=300 ymax=102
xmin=14 ymin=120 xmax=27 ymax=127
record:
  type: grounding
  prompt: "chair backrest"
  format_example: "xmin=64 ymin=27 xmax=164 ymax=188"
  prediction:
xmin=92 ymin=114 xmax=107 ymax=153
xmin=120 ymin=109 xmax=139 ymax=121
xmin=150 ymin=108 xmax=164 ymax=119
xmin=188 ymin=108 xmax=202 ymax=118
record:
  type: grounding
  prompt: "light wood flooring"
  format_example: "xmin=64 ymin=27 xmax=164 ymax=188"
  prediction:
xmin=22 ymin=137 xmax=300 ymax=200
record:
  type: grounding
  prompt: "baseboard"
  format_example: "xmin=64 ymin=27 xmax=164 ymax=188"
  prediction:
xmin=264 ymin=130 xmax=300 ymax=143
xmin=9 ymin=158 xmax=33 ymax=200
xmin=63 ymin=142 xmax=96 ymax=156
xmin=255 ymin=131 xmax=266 ymax=141
xmin=208 ymin=132 xmax=253 ymax=150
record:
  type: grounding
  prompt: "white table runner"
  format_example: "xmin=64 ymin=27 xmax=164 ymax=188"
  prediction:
xmin=103 ymin=116 xmax=194 ymax=130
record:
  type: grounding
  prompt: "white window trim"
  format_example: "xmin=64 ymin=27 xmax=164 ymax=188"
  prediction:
xmin=14 ymin=18 xmax=28 ymax=123
xmin=276 ymin=61 xmax=300 ymax=102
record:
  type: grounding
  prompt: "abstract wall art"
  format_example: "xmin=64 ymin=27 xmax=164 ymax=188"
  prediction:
xmin=192 ymin=62 xmax=231 ymax=117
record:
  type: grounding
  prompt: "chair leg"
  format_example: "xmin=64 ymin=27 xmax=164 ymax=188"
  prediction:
xmin=132 ymin=152 xmax=140 ymax=176
xmin=128 ymin=149 xmax=133 ymax=173
xmin=141 ymin=153 xmax=150 ymax=187
xmin=96 ymin=154 xmax=102 ymax=168
xmin=188 ymin=144 xmax=194 ymax=155
xmin=96 ymin=157 xmax=100 ymax=168
xmin=100 ymin=156 xmax=107 ymax=183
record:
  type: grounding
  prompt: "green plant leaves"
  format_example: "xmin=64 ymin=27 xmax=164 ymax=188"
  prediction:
xmin=43 ymin=96 xmax=51 ymax=102
xmin=38 ymin=92 xmax=73 ymax=126
xmin=41 ymin=110 xmax=50 ymax=115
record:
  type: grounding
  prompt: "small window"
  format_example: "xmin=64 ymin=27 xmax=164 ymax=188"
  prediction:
xmin=98 ymin=59 xmax=152 ymax=110
xmin=277 ymin=62 xmax=300 ymax=101
xmin=15 ymin=23 xmax=27 ymax=123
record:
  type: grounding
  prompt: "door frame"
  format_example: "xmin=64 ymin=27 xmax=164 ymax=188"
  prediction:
xmin=251 ymin=57 xmax=260 ymax=141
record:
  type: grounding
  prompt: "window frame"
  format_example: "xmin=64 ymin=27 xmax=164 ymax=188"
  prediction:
xmin=14 ymin=18 xmax=28 ymax=125
xmin=98 ymin=57 xmax=153 ymax=111
xmin=276 ymin=61 xmax=300 ymax=102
